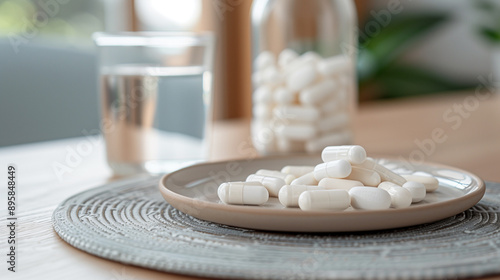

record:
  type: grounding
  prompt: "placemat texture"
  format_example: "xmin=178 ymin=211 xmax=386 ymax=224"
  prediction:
xmin=52 ymin=177 xmax=500 ymax=280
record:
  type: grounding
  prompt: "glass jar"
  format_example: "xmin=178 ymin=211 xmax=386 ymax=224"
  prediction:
xmin=251 ymin=0 xmax=358 ymax=155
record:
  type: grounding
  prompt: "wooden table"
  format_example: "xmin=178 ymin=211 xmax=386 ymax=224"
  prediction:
xmin=1 ymin=92 xmax=500 ymax=280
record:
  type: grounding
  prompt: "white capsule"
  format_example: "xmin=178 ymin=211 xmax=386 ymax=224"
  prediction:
xmin=252 ymin=104 xmax=273 ymax=120
xmin=274 ymin=87 xmax=295 ymax=104
xmin=321 ymin=97 xmax=342 ymax=115
xmin=275 ymin=124 xmax=316 ymax=141
xmin=254 ymin=51 xmax=275 ymax=70
xmin=355 ymin=158 xmax=407 ymax=186
xmin=299 ymin=79 xmax=336 ymax=105
xmin=349 ymin=186 xmax=391 ymax=210
xmin=253 ymin=86 xmax=273 ymax=104
xmin=284 ymin=53 xmax=316 ymax=76
xmin=291 ymin=172 xmax=318 ymax=186
xmin=313 ymin=159 xmax=352 ymax=181
xmin=338 ymin=74 xmax=351 ymax=88
xmin=253 ymin=140 xmax=277 ymax=155
xmin=218 ymin=182 xmax=269 ymax=205
xmin=286 ymin=63 xmax=317 ymax=92
xmin=305 ymin=132 xmax=352 ymax=153
xmin=402 ymin=181 xmax=426 ymax=203
xmin=345 ymin=166 xmax=381 ymax=186
xmin=278 ymin=48 xmax=299 ymax=68
xmin=251 ymin=121 xmax=277 ymax=154
xmin=278 ymin=185 xmax=324 ymax=207
xmin=318 ymin=178 xmax=364 ymax=191
xmin=276 ymin=138 xmax=304 ymax=153
xmin=317 ymin=113 xmax=349 ymax=133
xmin=336 ymin=87 xmax=349 ymax=108
xmin=256 ymin=169 xmax=296 ymax=185
xmin=273 ymin=105 xmax=320 ymax=122
xmin=401 ymin=175 xmax=439 ymax=192
xmin=317 ymin=55 xmax=351 ymax=77
xmin=378 ymin=182 xmax=412 ymax=209
xmin=281 ymin=165 xmax=315 ymax=177
xmin=298 ymin=189 xmax=350 ymax=211
xmin=412 ymin=171 xmax=433 ymax=177
xmin=246 ymin=174 xmax=286 ymax=197
xmin=300 ymin=51 xmax=322 ymax=63
xmin=262 ymin=66 xmax=283 ymax=86
xmin=321 ymin=145 xmax=367 ymax=164
xmin=252 ymin=71 xmax=264 ymax=87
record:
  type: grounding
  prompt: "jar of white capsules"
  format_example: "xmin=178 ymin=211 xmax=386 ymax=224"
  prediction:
xmin=251 ymin=0 xmax=358 ymax=155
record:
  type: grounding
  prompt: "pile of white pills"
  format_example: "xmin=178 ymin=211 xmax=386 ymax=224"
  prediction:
xmin=251 ymin=49 xmax=355 ymax=154
xmin=217 ymin=145 xmax=440 ymax=211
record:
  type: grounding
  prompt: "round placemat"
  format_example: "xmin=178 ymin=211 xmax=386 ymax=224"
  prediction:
xmin=53 ymin=176 xmax=500 ymax=280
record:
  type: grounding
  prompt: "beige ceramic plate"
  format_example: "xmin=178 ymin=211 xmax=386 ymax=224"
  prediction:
xmin=159 ymin=155 xmax=485 ymax=232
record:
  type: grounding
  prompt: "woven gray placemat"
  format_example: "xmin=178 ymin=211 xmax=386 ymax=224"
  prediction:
xmin=52 ymin=176 xmax=500 ymax=280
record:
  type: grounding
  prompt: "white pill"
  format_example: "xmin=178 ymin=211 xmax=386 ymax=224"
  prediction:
xmin=321 ymin=97 xmax=342 ymax=115
xmin=321 ymin=145 xmax=367 ymax=164
xmin=355 ymin=158 xmax=407 ymax=186
xmin=251 ymin=121 xmax=277 ymax=154
xmin=378 ymin=182 xmax=412 ymax=209
xmin=276 ymin=138 xmax=304 ymax=153
xmin=318 ymin=113 xmax=349 ymax=133
xmin=254 ymin=51 xmax=275 ymax=70
xmin=299 ymin=79 xmax=336 ymax=105
xmin=262 ymin=66 xmax=283 ymax=86
xmin=291 ymin=172 xmax=318 ymax=186
xmin=252 ymin=104 xmax=273 ymax=120
xmin=252 ymin=71 xmax=264 ymax=87
xmin=412 ymin=171 xmax=433 ymax=177
xmin=218 ymin=182 xmax=269 ymax=205
xmin=349 ymin=187 xmax=391 ymax=210
xmin=253 ymin=86 xmax=273 ymax=104
xmin=285 ymin=51 xmax=323 ymax=74
xmin=273 ymin=106 xmax=320 ymax=122
xmin=275 ymin=124 xmax=316 ymax=141
xmin=246 ymin=174 xmax=286 ymax=197
xmin=401 ymin=175 xmax=439 ymax=192
xmin=274 ymin=87 xmax=295 ymax=104
xmin=281 ymin=165 xmax=315 ymax=177
xmin=305 ymin=132 xmax=353 ymax=153
xmin=336 ymin=87 xmax=349 ymax=107
xmin=286 ymin=63 xmax=317 ymax=92
xmin=278 ymin=48 xmax=298 ymax=68
xmin=402 ymin=181 xmax=426 ymax=203
xmin=345 ymin=166 xmax=381 ymax=186
xmin=313 ymin=159 xmax=352 ymax=181
xmin=278 ymin=185 xmax=324 ymax=207
xmin=256 ymin=169 xmax=296 ymax=185
xmin=252 ymin=139 xmax=277 ymax=155
xmin=318 ymin=178 xmax=364 ymax=191
xmin=338 ymin=74 xmax=351 ymax=88
xmin=300 ymin=51 xmax=322 ymax=63
xmin=298 ymin=189 xmax=350 ymax=211
xmin=317 ymin=55 xmax=351 ymax=77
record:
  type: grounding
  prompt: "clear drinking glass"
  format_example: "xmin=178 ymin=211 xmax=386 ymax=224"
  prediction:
xmin=93 ymin=32 xmax=214 ymax=176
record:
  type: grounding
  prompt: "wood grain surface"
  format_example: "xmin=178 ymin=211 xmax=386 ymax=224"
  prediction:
xmin=1 ymin=92 xmax=499 ymax=280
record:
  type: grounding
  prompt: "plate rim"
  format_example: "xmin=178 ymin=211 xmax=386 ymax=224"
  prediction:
xmin=159 ymin=155 xmax=485 ymax=219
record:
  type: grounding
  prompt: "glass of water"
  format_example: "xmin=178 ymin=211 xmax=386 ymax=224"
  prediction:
xmin=93 ymin=32 xmax=214 ymax=176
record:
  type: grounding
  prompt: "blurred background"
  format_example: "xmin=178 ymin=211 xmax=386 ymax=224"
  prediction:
xmin=0 ymin=0 xmax=497 ymax=147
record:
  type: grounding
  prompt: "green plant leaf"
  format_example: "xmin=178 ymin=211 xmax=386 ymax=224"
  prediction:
xmin=479 ymin=26 xmax=500 ymax=43
xmin=358 ymin=14 xmax=448 ymax=83
xmin=373 ymin=65 xmax=473 ymax=99
xmin=475 ymin=0 xmax=497 ymax=12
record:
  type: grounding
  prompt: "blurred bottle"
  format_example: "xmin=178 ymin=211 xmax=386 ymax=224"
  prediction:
xmin=251 ymin=0 xmax=358 ymax=155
